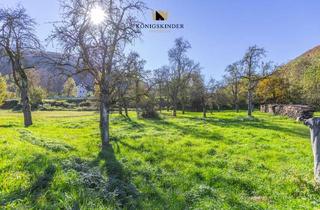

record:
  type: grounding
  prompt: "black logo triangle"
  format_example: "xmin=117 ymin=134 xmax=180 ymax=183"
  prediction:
xmin=155 ymin=11 xmax=165 ymax=21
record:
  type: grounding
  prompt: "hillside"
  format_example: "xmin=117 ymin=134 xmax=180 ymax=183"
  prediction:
xmin=278 ymin=45 xmax=320 ymax=105
xmin=0 ymin=110 xmax=318 ymax=209
xmin=0 ymin=51 xmax=94 ymax=94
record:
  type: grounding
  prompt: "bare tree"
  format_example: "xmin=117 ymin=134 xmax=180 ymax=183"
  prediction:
xmin=126 ymin=52 xmax=146 ymax=117
xmin=224 ymin=62 xmax=242 ymax=112
xmin=190 ymin=71 xmax=210 ymax=118
xmin=168 ymin=37 xmax=199 ymax=116
xmin=241 ymin=45 xmax=266 ymax=117
xmin=0 ymin=6 xmax=41 ymax=127
xmin=50 ymin=0 xmax=146 ymax=147
xmin=154 ymin=66 xmax=170 ymax=113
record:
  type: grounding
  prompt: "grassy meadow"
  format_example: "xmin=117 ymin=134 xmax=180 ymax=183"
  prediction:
xmin=0 ymin=110 xmax=319 ymax=209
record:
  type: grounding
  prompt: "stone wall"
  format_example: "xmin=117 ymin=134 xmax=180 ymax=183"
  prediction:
xmin=260 ymin=104 xmax=315 ymax=120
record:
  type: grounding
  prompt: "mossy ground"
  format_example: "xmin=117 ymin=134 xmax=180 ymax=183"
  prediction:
xmin=0 ymin=110 xmax=319 ymax=209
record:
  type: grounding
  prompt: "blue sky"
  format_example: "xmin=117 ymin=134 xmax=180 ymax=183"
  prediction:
xmin=1 ymin=0 xmax=320 ymax=79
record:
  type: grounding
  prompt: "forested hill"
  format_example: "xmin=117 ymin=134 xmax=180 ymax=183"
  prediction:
xmin=258 ymin=45 xmax=320 ymax=106
xmin=281 ymin=45 xmax=320 ymax=74
xmin=280 ymin=45 xmax=320 ymax=105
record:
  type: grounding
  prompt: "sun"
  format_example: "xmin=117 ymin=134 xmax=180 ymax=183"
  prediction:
xmin=89 ymin=6 xmax=105 ymax=25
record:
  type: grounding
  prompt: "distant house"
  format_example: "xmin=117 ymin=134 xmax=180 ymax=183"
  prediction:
xmin=77 ymin=84 xmax=88 ymax=98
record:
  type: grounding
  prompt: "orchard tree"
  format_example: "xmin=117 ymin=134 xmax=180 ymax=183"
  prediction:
xmin=51 ymin=0 xmax=146 ymax=147
xmin=63 ymin=77 xmax=77 ymax=97
xmin=0 ymin=6 xmax=41 ymax=127
xmin=189 ymin=71 xmax=210 ymax=118
xmin=154 ymin=66 xmax=170 ymax=113
xmin=168 ymin=37 xmax=199 ymax=116
xmin=126 ymin=52 xmax=146 ymax=117
xmin=224 ymin=62 xmax=242 ymax=112
xmin=256 ymin=71 xmax=289 ymax=104
xmin=241 ymin=45 xmax=266 ymax=117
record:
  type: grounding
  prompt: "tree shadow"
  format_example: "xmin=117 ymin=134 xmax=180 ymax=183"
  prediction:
xmin=209 ymin=175 xmax=262 ymax=209
xmin=112 ymin=115 xmax=145 ymax=132
xmin=1 ymin=164 xmax=56 ymax=207
xmin=95 ymin=145 xmax=140 ymax=208
xmin=204 ymin=116 xmax=309 ymax=139
xmin=159 ymin=114 xmax=309 ymax=140
xmin=144 ymin=118 xmax=224 ymax=141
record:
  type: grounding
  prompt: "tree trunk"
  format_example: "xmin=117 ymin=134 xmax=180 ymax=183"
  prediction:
xmin=124 ymin=105 xmax=128 ymax=117
xmin=159 ymin=84 xmax=162 ymax=113
xmin=172 ymin=103 xmax=177 ymax=117
xmin=307 ymin=120 xmax=320 ymax=182
xmin=182 ymin=103 xmax=185 ymax=114
xmin=119 ymin=105 xmax=123 ymax=115
xmin=203 ymin=106 xmax=206 ymax=118
xmin=247 ymin=89 xmax=253 ymax=117
xmin=234 ymin=93 xmax=239 ymax=113
xmin=20 ymin=85 xmax=32 ymax=127
xmin=100 ymin=93 xmax=110 ymax=147
xmin=135 ymin=80 xmax=139 ymax=118
xmin=311 ymin=131 xmax=320 ymax=183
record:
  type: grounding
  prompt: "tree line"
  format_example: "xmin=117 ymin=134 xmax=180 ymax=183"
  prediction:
xmin=0 ymin=0 xmax=311 ymax=150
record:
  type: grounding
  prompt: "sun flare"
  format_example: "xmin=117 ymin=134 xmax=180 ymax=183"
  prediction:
xmin=89 ymin=6 xmax=105 ymax=25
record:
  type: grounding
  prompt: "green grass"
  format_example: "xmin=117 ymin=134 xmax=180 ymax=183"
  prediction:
xmin=0 ymin=110 xmax=319 ymax=209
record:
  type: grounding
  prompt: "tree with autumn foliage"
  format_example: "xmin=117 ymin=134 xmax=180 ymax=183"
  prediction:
xmin=256 ymin=71 xmax=290 ymax=104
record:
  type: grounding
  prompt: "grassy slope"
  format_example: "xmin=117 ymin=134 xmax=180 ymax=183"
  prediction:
xmin=0 ymin=110 xmax=319 ymax=209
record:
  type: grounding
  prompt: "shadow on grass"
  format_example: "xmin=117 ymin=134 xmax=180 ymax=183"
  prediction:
xmin=209 ymin=175 xmax=262 ymax=209
xmin=1 ymin=163 xmax=56 ymax=207
xmin=144 ymin=118 xmax=224 ymax=141
xmin=156 ymin=113 xmax=309 ymax=140
xmin=94 ymin=145 xmax=140 ymax=208
xmin=0 ymin=122 xmax=20 ymax=128
xmin=112 ymin=115 xmax=145 ymax=132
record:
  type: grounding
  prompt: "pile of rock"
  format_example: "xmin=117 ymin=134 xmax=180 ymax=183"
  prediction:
xmin=260 ymin=104 xmax=315 ymax=120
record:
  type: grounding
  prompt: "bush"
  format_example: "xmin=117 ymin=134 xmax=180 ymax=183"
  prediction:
xmin=79 ymin=101 xmax=92 ymax=107
xmin=45 ymin=100 xmax=74 ymax=108
xmin=30 ymin=87 xmax=47 ymax=105
xmin=138 ymin=95 xmax=159 ymax=119
xmin=0 ymin=99 xmax=19 ymax=109
xmin=66 ymin=98 xmax=86 ymax=105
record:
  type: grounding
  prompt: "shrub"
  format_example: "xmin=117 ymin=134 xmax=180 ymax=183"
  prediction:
xmin=30 ymin=86 xmax=47 ymax=105
xmin=63 ymin=77 xmax=77 ymax=97
xmin=0 ymin=75 xmax=7 ymax=105
xmin=0 ymin=99 xmax=19 ymax=109
xmin=138 ymin=95 xmax=159 ymax=119
xmin=79 ymin=101 xmax=92 ymax=107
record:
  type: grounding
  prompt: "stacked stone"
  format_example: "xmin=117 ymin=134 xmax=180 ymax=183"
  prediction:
xmin=260 ymin=104 xmax=315 ymax=120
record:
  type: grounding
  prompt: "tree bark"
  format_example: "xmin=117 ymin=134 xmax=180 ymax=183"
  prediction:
xmin=119 ymin=105 xmax=123 ymax=115
xmin=159 ymin=84 xmax=162 ymax=113
xmin=20 ymin=83 xmax=32 ymax=127
xmin=172 ymin=104 xmax=177 ymax=116
xmin=247 ymin=88 xmax=253 ymax=117
xmin=311 ymin=130 xmax=320 ymax=183
xmin=100 ymin=92 xmax=110 ymax=147
xmin=305 ymin=118 xmax=320 ymax=182
xmin=172 ymin=99 xmax=177 ymax=116
xmin=135 ymin=80 xmax=139 ymax=118
xmin=235 ymin=103 xmax=239 ymax=113
xmin=182 ymin=103 xmax=185 ymax=114
xmin=203 ymin=106 xmax=206 ymax=118
xmin=124 ymin=105 xmax=128 ymax=117
xmin=234 ymin=91 xmax=239 ymax=113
